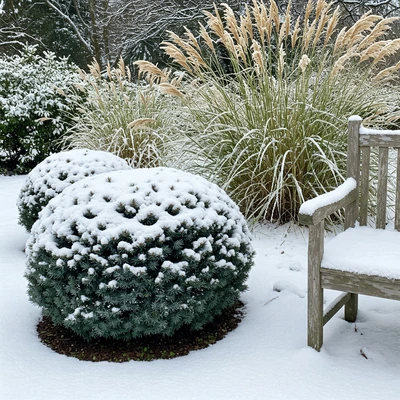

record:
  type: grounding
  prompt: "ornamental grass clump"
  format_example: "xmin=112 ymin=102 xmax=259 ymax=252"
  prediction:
xmin=17 ymin=149 xmax=131 ymax=232
xmin=63 ymin=59 xmax=183 ymax=168
xmin=25 ymin=167 xmax=254 ymax=341
xmin=137 ymin=0 xmax=400 ymax=223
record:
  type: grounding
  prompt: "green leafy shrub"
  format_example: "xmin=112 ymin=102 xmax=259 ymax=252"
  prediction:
xmin=138 ymin=0 xmax=400 ymax=223
xmin=0 ymin=46 xmax=81 ymax=174
xmin=17 ymin=149 xmax=131 ymax=232
xmin=63 ymin=60 xmax=184 ymax=168
xmin=25 ymin=167 xmax=254 ymax=340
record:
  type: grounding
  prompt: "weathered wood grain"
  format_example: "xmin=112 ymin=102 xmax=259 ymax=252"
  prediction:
xmin=323 ymin=292 xmax=351 ymax=326
xmin=359 ymin=147 xmax=370 ymax=227
xmin=359 ymin=133 xmax=400 ymax=147
xmin=376 ymin=147 xmax=388 ymax=229
xmin=321 ymin=268 xmax=400 ymax=301
xmin=396 ymin=149 xmax=400 ymax=231
xmin=345 ymin=119 xmax=361 ymax=229
xmin=298 ymin=189 xmax=357 ymax=226
xmin=344 ymin=293 xmax=358 ymax=322
xmin=307 ymin=221 xmax=324 ymax=351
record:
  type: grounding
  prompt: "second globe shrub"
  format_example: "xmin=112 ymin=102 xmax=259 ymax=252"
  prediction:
xmin=17 ymin=149 xmax=131 ymax=231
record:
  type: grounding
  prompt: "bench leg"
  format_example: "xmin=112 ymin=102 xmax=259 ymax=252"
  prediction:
xmin=307 ymin=222 xmax=324 ymax=351
xmin=344 ymin=293 xmax=358 ymax=322
xmin=308 ymin=286 xmax=323 ymax=351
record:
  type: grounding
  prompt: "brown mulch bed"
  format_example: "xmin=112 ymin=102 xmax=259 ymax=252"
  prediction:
xmin=37 ymin=301 xmax=245 ymax=362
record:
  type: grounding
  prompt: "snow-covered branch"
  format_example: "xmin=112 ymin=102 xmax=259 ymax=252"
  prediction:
xmin=44 ymin=0 xmax=92 ymax=54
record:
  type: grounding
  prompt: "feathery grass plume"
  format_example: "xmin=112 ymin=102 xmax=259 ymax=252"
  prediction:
xmin=223 ymin=3 xmax=241 ymax=43
xmin=241 ymin=5 xmax=254 ymax=41
xmin=168 ymin=31 xmax=207 ymax=71
xmin=134 ymin=60 xmax=169 ymax=84
xmin=89 ymin=60 xmax=102 ymax=79
xmin=303 ymin=18 xmax=318 ymax=50
xmin=183 ymin=27 xmax=201 ymax=51
xmin=313 ymin=6 xmax=330 ymax=48
xmin=291 ymin=17 xmax=301 ymax=48
xmin=374 ymin=61 xmax=400 ymax=82
xmin=304 ymin=0 xmax=314 ymax=22
xmin=199 ymin=23 xmax=216 ymax=53
xmin=62 ymin=62 xmax=183 ymax=168
xmin=315 ymin=0 xmax=326 ymax=20
xmin=158 ymin=83 xmax=184 ymax=98
xmin=357 ymin=17 xmax=398 ymax=50
xmin=359 ymin=40 xmax=390 ymax=62
xmin=139 ymin=0 xmax=400 ymax=223
xmin=341 ymin=13 xmax=383 ymax=49
xmin=252 ymin=0 xmax=267 ymax=45
xmin=334 ymin=26 xmax=348 ymax=53
xmin=298 ymin=54 xmax=311 ymax=72
xmin=324 ymin=6 xmax=340 ymax=46
xmin=162 ymin=43 xmax=195 ymax=73
xmin=269 ymin=0 xmax=280 ymax=35
xmin=372 ymin=38 xmax=400 ymax=66
xmin=279 ymin=2 xmax=291 ymax=45
xmin=204 ymin=5 xmax=225 ymax=39
xmin=252 ymin=40 xmax=264 ymax=74
xmin=330 ymin=46 xmax=358 ymax=78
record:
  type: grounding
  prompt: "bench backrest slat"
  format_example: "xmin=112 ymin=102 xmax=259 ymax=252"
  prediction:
xmin=359 ymin=147 xmax=370 ymax=227
xmin=345 ymin=119 xmax=361 ymax=229
xmin=347 ymin=118 xmax=400 ymax=232
xmin=359 ymin=133 xmax=400 ymax=147
xmin=396 ymin=149 xmax=400 ymax=231
xmin=376 ymin=147 xmax=389 ymax=229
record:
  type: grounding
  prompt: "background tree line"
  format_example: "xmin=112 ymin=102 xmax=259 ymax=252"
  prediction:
xmin=1 ymin=0 xmax=399 ymax=70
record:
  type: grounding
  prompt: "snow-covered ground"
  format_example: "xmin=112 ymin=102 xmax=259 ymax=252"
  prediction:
xmin=1 ymin=175 xmax=399 ymax=400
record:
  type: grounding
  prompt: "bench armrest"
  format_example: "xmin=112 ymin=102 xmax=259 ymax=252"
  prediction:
xmin=298 ymin=178 xmax=357 ymax=226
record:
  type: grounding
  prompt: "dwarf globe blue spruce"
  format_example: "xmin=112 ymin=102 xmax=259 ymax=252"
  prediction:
xmin=17 ymin=149 xmax=131 ymax=232
xmin=25 ymin=167 xmax=254 ymax=341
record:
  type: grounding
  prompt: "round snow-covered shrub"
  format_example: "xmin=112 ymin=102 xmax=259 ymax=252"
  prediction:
xmin=17 ymin=149 xmax=131 ymax=232
xmin=25 ymin=167 xmax=254 ymax=341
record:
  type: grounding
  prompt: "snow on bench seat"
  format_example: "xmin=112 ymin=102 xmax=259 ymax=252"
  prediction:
xmin=322 ymin=226 xmax=400 ymax=279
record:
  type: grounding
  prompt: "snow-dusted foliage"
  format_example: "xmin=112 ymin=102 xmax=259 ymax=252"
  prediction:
xmin=0 ymin=45 xmax=80 ymax=174
xmin=17 ymin=149 xmax=131 ymax=232
xmin=25 ymin=167 xmax=254 ymax=340
xmin=63 ymin=60 xmax=182 ymax=169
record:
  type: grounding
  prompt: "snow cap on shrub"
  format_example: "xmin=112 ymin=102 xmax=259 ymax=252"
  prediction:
xmin=17 ymin=149 xmax=131 ymax=231
xmin=25 ymin=167 xmax=254 ymax=340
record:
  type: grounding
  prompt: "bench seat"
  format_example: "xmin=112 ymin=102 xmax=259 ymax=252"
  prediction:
xmin=323 ymin=226 xmax=400 ymax=279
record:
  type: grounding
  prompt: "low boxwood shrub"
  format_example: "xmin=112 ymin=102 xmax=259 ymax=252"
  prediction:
xmin=25 ymin=167 xmax=254 ymax=341
xmin=17 ymin=149 xmax=131 ymax=232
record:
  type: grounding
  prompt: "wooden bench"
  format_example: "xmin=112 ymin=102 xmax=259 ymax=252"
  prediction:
xmin=298 ymin=116 xmax=400 ymax=351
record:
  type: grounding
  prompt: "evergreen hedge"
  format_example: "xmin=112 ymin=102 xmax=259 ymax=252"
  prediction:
xmin=0 ymin=46 xmax=80 ymax=174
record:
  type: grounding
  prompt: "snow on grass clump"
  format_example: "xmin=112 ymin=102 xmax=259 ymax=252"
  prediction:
xmin=17 ymin=149 xmax=131 ymax=232
xmin=25 ymin=167 xmax=254 ymax=341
